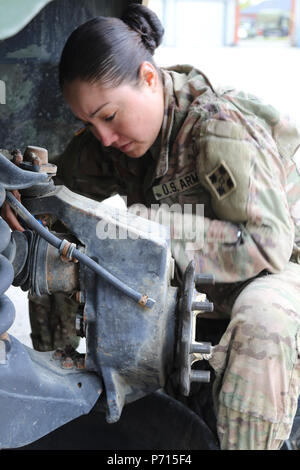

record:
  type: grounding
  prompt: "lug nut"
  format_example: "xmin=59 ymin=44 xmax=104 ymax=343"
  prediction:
xmin=190 ymin=369 xmax=210 ymax=383
xmin=61 ymin=356 xmax=74 ymax=369
xmin=52 ymin=348 xmax=65 ymax=360
xmin=75 ymin=357 xmax=85 ymax=370
xmin=190 ymin=341 xmax=212 ymax=355
xmin=192 ymin=300 xmax=214 ymax=312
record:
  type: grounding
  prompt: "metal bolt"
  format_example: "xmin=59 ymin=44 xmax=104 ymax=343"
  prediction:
xmin=0 ymin=340 xmax=6 ymax=365
xmin=61 ymin=356 xmax=74 ymax=369
xmin=190 ymin=369 xmax=210 ymax=383
xmin=52 ymin=348 xmax=65 ymax=360
xmin=192 ymin=300 xmax=214 ymax=312
xmin=190 ymin=341 xmax=212 ymax=355
xmin=194 ymin=273 xmax=215 ymax=285
xmin=75 ymin=357 xmax=85 ymax=370
xmin=11 ymin=149 xmax=23 ymax=165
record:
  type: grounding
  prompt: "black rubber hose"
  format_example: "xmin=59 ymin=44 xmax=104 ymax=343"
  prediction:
xmin=6 ymin=191 xmax=155 ymax=309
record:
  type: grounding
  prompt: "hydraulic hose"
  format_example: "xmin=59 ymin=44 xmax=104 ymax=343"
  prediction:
xmin=6 ymin=191 xmax=155 ymax=308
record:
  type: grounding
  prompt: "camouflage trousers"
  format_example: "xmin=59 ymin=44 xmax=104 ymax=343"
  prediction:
xmin=209 ymin=261 xmax=300 ymax=450
xmin=28 ymin=292 xmax=79 ymax=352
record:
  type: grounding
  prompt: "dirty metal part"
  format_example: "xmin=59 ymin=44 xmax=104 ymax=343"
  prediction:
xmin=23 ymin=146 xmax=57 ymax=176
xmin=177 ymin=260 xmax=214 ymax=396
xmin=0 ymin=148 xmax=217 ymax=447
xmin=59 ymin=239 xmax=78 ymax=262
xmin=0 ymin=209 xmax=15 ymax=367
xmin=0 ymin=150 xmax=55 ymax=201
xmin=0 ymin=338 xmax=102 ymax=450
xmin=6 ymin=191 xmax=156 ymax=309
xmin=11 ymin=149 xmax=23 ymax=165
xmin=1 ymin=150 xmax=212 ymax=438
xmin=21 ymin=148 xmax=41 ymax=173
xmin=0 ymin=159 xmax=103 ymax=449
xmin=195 ymin=273 xmax=215 ymax=285
xmin=0 ymin=330 xmax=11 ymax=366
xmin=0 ymin=339 xmax=6 ymax=365
xmin=23 ymin=184 xmax=178 ymax=423
xmin=83 ymin=257 xmax=177 ymax=423
xmin=75 ymin=303 xmax=86 ymax=338
xmin=138 ymin=294 xmax=149 ymax=306
xmin=51 ymin=348 xmax=65 ymax=361
xmin=75 ymin=290 xmax=85 ymax=304
xmin=43 ymin=239 xmax=79 ymax=294
xmin=75 ymin=356 xmax=85 ymax=370
xmin=0 ymin=151 xmax=48 ymax=190
xmin=24 ymin=145 xmax=48 ymax=165
xmin=192 ymin=300 xmax=214 ymax=312
xmin=7 ymin=229 xmax=79 ymax=296
xmin=51 ymin=345 xmax=85 ymax=371
xmin=61 ymin=356 xmax=74 ymax=369
xmin=8 ymin=146 xmax=57 ymax=194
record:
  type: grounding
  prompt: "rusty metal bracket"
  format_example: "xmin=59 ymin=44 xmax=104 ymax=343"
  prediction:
xmin=6 ymin=191 xmax=156 ymax=309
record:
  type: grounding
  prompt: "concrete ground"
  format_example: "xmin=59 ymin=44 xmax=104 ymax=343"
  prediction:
xmin=6 ymin=40 xmax=300 ymax=350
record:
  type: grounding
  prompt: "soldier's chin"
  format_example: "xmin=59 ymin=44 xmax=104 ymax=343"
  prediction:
xmin=124 ymin=143 xmax=147 ymax=159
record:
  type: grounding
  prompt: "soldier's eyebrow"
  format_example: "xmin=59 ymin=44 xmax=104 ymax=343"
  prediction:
xmin=89 ymin=102 xmax=110 ymax=118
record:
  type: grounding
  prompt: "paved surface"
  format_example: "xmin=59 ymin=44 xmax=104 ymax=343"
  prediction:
xmin=6 ymin=42 xmax=300 ymax=351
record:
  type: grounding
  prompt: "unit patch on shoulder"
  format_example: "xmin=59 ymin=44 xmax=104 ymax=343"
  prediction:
xmin=152 ymin=170 xmax=200 ymax=201
xmin=205 ymin=160 xmax=236 ymax=200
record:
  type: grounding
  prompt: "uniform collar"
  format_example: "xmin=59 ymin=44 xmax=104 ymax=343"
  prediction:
xmin=152 ymin=65 xmax=215 ymax=180
xmin=152 ymin=69 xmax=176 ymax=179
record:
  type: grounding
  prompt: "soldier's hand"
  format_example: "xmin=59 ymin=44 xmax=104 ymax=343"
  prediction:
xmin=1 ymin=190 xmax=24 ymax=231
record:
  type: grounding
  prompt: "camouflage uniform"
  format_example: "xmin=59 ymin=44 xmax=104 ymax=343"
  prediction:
xmin=51 ymin=65 xmax=300 ymax=449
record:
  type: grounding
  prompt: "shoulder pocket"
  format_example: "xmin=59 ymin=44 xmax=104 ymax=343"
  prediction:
xmin=200 ymin=119 xmax=248 ymax=141
xmin=195 ymin=119 xmax=253 ymax=222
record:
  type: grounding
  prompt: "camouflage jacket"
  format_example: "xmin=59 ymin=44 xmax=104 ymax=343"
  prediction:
xmin=56 ymin=65 xmax=300 ymax=283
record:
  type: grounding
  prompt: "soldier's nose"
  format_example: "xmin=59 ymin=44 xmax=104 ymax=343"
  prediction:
xmin=101 ymin=133 xmax=117 ymax=147
xmin=95 ymin=126 xmax=118 ymax=147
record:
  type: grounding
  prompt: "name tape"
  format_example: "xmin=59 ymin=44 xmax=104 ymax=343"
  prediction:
xmin=153 ymin=171 xmax=200 ymax=200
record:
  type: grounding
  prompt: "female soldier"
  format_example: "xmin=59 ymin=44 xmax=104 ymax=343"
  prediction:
xmin=42 ymin=3 xmax=300 ymax=449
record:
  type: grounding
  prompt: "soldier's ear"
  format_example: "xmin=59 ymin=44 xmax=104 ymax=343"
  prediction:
xmin=138 ymin=61 xmax=159 ymax=91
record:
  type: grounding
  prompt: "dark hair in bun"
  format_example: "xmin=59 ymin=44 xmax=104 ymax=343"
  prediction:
xmin=59 ymin=3 xmax=164 ymax=90
xmin=122 ymin=3 xmax=164 ymax=55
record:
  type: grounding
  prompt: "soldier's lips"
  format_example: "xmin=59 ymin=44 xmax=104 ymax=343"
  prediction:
xmin=117 ymin=142 xmax=133 ymax=152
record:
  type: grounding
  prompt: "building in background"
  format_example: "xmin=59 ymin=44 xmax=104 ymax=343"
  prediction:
xmin=148 ymin=0 xmax=238 ymax=47
xmin=148 ymin=0 xmax=300 ymax=46
xmin=240 ymin=0 xmax=291 ymax=39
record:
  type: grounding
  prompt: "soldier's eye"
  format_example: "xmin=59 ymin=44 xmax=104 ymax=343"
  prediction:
xmin=105 ymin=112 xmax=116 ymax=122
